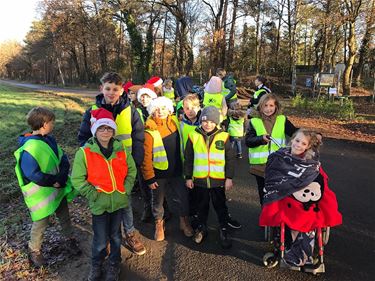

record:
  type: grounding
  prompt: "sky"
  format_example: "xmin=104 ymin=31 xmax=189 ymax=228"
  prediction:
xmin=0 ymin=0 xmax=40 ymax=43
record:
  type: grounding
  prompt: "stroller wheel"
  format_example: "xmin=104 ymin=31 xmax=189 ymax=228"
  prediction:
xmin=263 ymin=252 xmax=279 ymax=268
xmin=322 ymin=227 xmax=330 ymax=245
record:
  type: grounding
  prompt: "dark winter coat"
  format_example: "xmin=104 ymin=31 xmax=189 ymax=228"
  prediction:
xmin=78 ymin=93 xmax=144 ymax=166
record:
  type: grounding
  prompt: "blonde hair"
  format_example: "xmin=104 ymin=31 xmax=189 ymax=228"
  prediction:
xmin=163 ymin=78 xmax=173 ymax=88
xmin=290 ymin=128 xmax=322 ymax=159
xmin=258 ymin=93 xmax=281 ymax=117
xmin=183 ymin=94 xmax=200 ymax=108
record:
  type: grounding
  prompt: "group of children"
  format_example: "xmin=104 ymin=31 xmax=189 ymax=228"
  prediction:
xmin=14 ymin=71 xmax=341 ymax=281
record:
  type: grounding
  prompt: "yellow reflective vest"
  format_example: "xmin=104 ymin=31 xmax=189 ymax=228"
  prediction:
xmin=221 ymin=81 xmax=238 ymax=101
xmin=228 ymin=117 xmax=244 ymax=137
xmin=145 ymin=116 xmax=181 ymax=170
xmin=189 ymin=130 xmax=229 ymax=181
xmin=248 ymin=115 xmax=286 ymax=164
xmin=163 ymin=88 xmax=176 ymax=105
xmin=92 ymin=105 xmax=132 ymax=152
xmin=14 ymin=139 xmax=74 ymax=221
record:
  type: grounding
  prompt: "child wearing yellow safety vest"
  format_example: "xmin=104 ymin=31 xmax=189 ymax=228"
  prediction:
xmin=141 ymin=97 xmax=193 ymax=242
xmin=227 ymin=102 xmax=246 ymax=158
xmin=14 ymin=107 xmax=80 ymax=268
xmin=184 ymin=106 xmax=236 ymax=249
xmin=245 ymin=93 xmax=298 ymax=205
xmin=71 ymin=108 xmax=137 ymax=281
xmin=162 ymin=78 xmax=176 ymax=105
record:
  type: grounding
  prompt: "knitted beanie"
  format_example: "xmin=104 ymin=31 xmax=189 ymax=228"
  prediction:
xmin=204 ymin=76 xmax=222 ymax=93
xmin=200 ymin=106 xmax=220 ymax=125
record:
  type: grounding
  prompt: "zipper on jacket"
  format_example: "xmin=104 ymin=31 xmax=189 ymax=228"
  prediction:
xmin=206 ymin=134 xmax=211 ymax=188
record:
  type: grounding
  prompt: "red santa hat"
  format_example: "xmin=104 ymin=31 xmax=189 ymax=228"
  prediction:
xmin=147 ymin=76 xmax=163 ymax=87
xmin=122 ymin=81 xmax=134 ymax=94
xmin=137 ymin=87 xmax=157 ymax=102
xmin=90 ymin=108 xmax=117 ymax=135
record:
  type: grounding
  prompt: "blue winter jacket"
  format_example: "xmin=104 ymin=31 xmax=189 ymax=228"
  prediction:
xmin=18 ymin=134 xmax=70 ymax=187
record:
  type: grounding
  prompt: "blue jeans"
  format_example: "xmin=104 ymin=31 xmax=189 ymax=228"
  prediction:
xmin=122 ymin=200 xmax=135 ymax=234
xmin=230 ymin=136 xmax=242 ymax=155
xmin=92 ymin=209 xmax=122 ymax=267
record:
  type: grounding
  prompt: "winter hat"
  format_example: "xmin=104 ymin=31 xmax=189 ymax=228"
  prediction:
xmin=147 ymin=76 xmax=163 ymax=87
xmin=200 ymin=106 xmax=220 ymax=125
xmin=147 ymin=96 xmax=174 ymax=115
xmin=90 ymin=108 xmax=117 ymax=135
xmin=204 ymin=76 xmax=222 ymax=94
xmin=122 ymin=81 xmax=134 ymax=94
xmin=137 ymin=87 xmax=157 ymax=102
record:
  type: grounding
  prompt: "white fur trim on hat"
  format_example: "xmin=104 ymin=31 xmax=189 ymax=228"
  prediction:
xmin=91 ymin=118 xmax=117 ymax=135
xmin=137 ymin=88 xmax=157 ymax=103
xmin=147 ymin=96 xmax=174 ymax=115
xmin=153 ymin=78 xmax=163 ymax=87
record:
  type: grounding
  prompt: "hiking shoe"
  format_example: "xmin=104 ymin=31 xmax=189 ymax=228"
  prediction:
xmin=88 ymin=265 xmax=102 ymax=281
xmin=28 ymin=247 xmax=47 ymax=268
xmin=124 ymin=231 xmax=146 ymax=255
xmin=179 ymin=216 xmax=194 ymax=237
xmin=219 ymin=228 xmax=232 ymax=249
xmin=154 ymin=219 xmax=165 ymax=241
xmin=66 ymin=237 xmax=82 ymax=256
xmin=227 ymin=217 xmax=242 ymax=230
xmin=105 ymin=264 xmax=120 ymax=281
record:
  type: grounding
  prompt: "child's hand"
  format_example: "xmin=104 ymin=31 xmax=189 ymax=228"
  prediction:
xmin=225 ymin=179 xmax=233 ymax=191
xmin=53 ymin=182 xmax=61 ymax=188
xmin=148 ymin=182 xmax=159 ymax=190
xmin=186 ymin=179 xmax=194 ymax=189
xmin=262 ymin=135 xmax=271 ymax=143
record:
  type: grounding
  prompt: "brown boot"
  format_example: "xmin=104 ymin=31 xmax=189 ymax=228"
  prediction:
xmin=180 ymin=216 xmax=194 ymax=237
xmin=154 ymin=219 xmax=165 ymax=241
xmin=124 ymin=231 xmax=146 ymax=255
xmin=28 ymin=247 xmax=46 ymax=268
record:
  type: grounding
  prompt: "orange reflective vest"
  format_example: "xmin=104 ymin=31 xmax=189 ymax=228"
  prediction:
xmin=83 ymin=148 xmax=128 ymax=194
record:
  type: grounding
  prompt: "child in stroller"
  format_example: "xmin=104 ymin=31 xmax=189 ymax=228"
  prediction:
xmin=259 ymin=129 xmax=342 ymax=274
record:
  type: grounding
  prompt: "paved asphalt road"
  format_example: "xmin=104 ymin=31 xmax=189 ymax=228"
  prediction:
xmin=2 ymin=80 xmax=374 ymax=280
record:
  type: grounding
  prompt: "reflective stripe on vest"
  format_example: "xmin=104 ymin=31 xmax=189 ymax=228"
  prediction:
xmin=91 ymin=105 xmax=132 ymax=152
xmin=83 ymin=147 xmax=127 ymax=194
xmin=145 ymin=115 xmax=182 ymax=170
xmin=248 ymin=115 xmax=286 ymax=164
xmin=228 ymin=117 xmax=244 ymax=137
xmin=189 ymin=131 xmax=228 ymax=180
xmin=14 ymin=139 xmax=71 ymax=222
xmin=221 ymin=81 xmax=238 ymax=101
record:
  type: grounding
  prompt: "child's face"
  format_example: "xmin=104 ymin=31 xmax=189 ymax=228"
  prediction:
xmin=42 ymin=120 xmax=55 ymax=135
xmin=183 ymin=103 xmax=199 ymax=120
xmin=96 ymin=125 xmax=114 ymax=143
xmin=201 ymin=120 xmax=217 ymax=133
xmin=254 ymin=78 xmax=261 ymax=87
xmin=261 ymin=99 xmax=276 ymax=116
xmin=153 ymin=106 xmax=170 ymax=119
xmin=101 ymin=82 xmax=123 ymax=105
xmin=140 ymin=94 xmax=152 ymax=107
xmin=128 ymin=91 xmax=137 ymax=102
xmin=291 ymin=132 xmax=311 ymax=156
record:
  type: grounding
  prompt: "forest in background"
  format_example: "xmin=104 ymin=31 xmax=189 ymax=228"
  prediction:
xmin=0 ymin=0 xmax=374 ymax=96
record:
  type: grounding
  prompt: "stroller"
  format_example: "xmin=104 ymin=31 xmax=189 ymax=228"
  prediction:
xmin=260 ymin=137 xmax=342 ymax=275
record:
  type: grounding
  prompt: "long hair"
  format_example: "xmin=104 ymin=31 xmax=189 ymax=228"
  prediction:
xmin=257 ymin=93 xmax=281 ymax=117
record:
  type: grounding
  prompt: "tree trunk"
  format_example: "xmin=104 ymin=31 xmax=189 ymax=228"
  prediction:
xmin=255 ymin=0 xmax=261 ymax=74
xmin=343 ymin=21 xmax=357 ymax=96
xmin=227 ymin=0 xmax=238 ymax=70
xmin=161 ymin=12 xmax=168 ymax=77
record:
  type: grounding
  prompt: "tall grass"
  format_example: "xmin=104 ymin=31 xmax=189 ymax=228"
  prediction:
xmin=291 ymin=93 xmax=355 ymax=120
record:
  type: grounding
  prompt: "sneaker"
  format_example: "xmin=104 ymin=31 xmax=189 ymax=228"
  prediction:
xmin=28 ymin=247 xmax=47 ymax=268
xmin=88 ymin=265 xmax=102 ymax=281
xmin=193 ymin=230 xmax=205 ymax=244
xmin=219 ymin=228 xmax=232 ymax=249
xmin=66 ymin=237 xmax=82 ymax=256
xmin=124 ymin=231 xmax=146 ymax=255
xmin=105 ymin=264 xmax=120 ymax=281
xmin=237 ymin=153 xmax=243 ymax=159
xmin=227 ymin=216 xmax=242 ymax=230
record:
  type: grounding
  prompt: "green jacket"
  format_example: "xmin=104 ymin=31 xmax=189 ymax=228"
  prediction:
xmin=71 ymin=137 xmax=136 ymax=215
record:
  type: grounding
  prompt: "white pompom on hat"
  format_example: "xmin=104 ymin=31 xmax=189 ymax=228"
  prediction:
xmin=204 ymin=76 xmax=222 ymax=93
xmin=147 ymin=96 xmax=174 ymax=115
xmin=137 ymin=87 xmax=157 ymax=103
xmin=90 ymin=108 xmax=117 ymax=135
xmin=147 ymin=76 xmax=163 ymax=87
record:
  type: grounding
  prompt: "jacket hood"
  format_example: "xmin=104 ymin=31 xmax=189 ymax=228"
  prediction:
xmin=175 ymin=76 xmax=194 ymax=98
xmin=18 ymin=134 xmax=46 ymax=147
